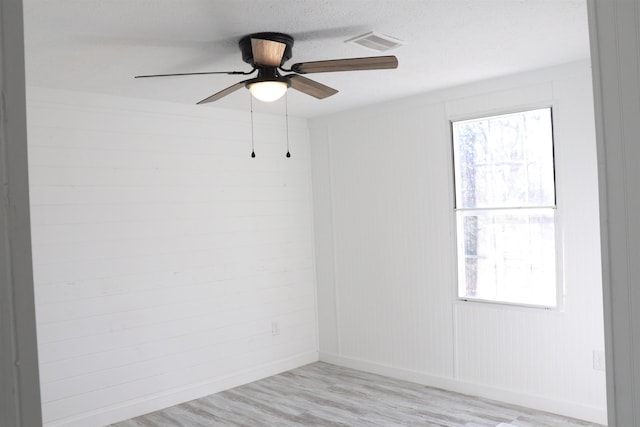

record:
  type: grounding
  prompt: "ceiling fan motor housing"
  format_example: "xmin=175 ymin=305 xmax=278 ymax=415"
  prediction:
xmin=244 ymin=66 xmax=291 ymax=89
xmin=239 ymin=32 xmax=294 ymax=67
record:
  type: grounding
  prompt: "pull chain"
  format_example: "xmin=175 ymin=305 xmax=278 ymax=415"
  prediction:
xmin=250 ymin=94 xmax=256 ymax=158
xmin=285 ymin=93 xmax=291 ymax=158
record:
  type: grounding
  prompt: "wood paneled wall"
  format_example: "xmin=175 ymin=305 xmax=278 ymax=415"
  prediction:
xmin=27 ymin=89 xmax=318 ymax=426
xmin=310 ymin=61 xmax=607 ymax=424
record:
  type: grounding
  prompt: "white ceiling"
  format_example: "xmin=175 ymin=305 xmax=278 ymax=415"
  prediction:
xmin=23 ymin=0 xmax=590 ymax=118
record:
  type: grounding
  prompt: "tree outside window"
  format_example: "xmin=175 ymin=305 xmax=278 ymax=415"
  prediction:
xmin=452 ymin=108 xmax=557 ymax=307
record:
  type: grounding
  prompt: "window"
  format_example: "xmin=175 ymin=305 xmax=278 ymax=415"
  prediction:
xmin=451 ymin=108 xmax=557 ymax=307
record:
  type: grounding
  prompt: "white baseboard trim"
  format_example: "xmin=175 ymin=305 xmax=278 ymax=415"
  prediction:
xmin=319 ymin=352 xmax=607 ymax=425
xmin=46 ymin=351 xmax=319 ymax=427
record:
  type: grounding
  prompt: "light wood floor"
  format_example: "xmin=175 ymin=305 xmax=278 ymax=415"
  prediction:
xmin=111 ymin=362 xmax=604 ymax=427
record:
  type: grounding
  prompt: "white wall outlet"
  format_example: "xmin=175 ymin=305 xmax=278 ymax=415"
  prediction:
xmin=271 ymin=320 xmax=280 ymax=336
xmin=593 ymin=350 xmax=606 ymax=371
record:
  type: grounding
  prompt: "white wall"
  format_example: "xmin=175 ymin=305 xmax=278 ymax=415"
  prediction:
xmin=26 ymin=88 xmax=318 ymax=426
xmin=311 ymin=61 xmax=607 ymax=424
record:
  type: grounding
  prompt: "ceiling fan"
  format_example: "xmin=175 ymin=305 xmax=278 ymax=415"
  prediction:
xmin=135 ymin=32 xmax=399 ymax=104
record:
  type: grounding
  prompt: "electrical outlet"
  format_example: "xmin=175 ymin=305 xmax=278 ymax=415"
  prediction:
xmin=593 ymin=350 xmax=606 ymax=371
xmin=271 ymin=320 xmax=280 ymax=336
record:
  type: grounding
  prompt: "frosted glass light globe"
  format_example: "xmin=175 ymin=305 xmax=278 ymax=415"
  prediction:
xmin=249 ymin=81 xmax=288 ymax=102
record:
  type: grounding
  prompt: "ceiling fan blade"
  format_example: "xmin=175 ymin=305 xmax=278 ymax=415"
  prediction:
xmin=135 ymin=70 xmax=252 ymax=78
xmin=287 ymin=75 xmax=338 ymax=99
xmin=291 ymin=55 xmax=398 ymax=74
xmin=251 ymin=38 xmax=286 ymax=67
xmin=196 ymin=80 xmax=249 ymax=104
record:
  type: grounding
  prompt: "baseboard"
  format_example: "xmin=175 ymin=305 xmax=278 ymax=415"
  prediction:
xmin=46 ymin=351 xmax=319 ymax=427
xmin=319 ymin=352 xmax=607 ymax=425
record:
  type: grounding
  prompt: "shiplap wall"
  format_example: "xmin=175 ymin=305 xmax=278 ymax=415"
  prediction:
xmin=27 ymin=88 xmax=318 ymax=427
xmin=311 ymin=61 xmax=607 ymax=424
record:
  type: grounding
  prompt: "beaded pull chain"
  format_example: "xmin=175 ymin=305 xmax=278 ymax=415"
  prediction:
xmin=250 ymin=93 xmax=256 ymax=158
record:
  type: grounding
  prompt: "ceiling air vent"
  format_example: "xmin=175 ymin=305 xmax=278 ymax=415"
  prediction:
xmin=345 ymin=32 xmax=404 ymax=52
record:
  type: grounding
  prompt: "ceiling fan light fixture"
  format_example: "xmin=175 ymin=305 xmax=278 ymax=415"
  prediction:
xmin=137 ymin=32 xmax=399 ymax=105
xmin=248 ymin=80 xmax=288 ymax=102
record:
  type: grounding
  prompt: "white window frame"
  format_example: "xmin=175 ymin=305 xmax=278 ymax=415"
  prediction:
xmin=450 ymin=106 xmax=563 ymax=310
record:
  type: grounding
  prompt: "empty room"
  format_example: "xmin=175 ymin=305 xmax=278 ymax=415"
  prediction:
xmin=5 ymin=0 xmax=640 ymax=426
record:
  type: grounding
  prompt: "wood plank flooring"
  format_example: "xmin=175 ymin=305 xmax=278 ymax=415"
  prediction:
xmin=111 ymin=362 xmax=604 ymax=427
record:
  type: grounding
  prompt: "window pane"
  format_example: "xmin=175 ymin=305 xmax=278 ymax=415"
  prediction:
xmin=457 ymin=209 xmax=557 ymax=307
xmin=453 ymin=108 xmax=555 ymax=209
